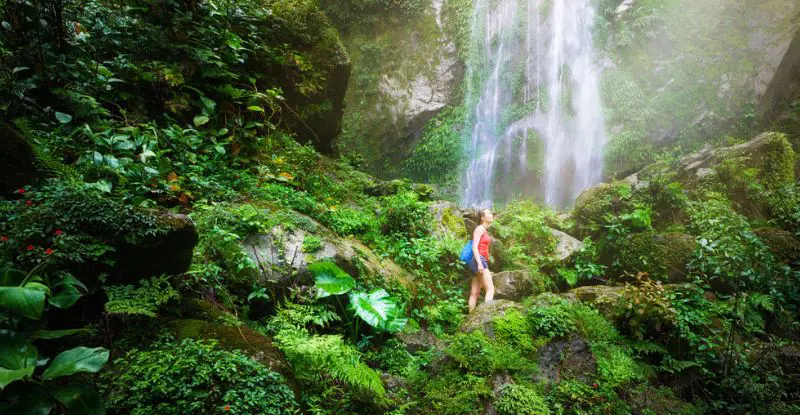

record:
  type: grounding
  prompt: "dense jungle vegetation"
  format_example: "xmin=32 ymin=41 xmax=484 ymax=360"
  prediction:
xmin=1 ymin=0 xmax=799 ymax=414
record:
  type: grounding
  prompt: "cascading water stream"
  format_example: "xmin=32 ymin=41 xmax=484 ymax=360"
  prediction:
xmin=461 ymin=0 xmax=607 ymax=209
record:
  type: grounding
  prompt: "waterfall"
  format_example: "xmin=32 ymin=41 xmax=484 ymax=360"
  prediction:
xmin=460 ymin=0 xmax=607 ymax=209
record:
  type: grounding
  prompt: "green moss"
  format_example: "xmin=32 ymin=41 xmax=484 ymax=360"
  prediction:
xmin=302 ymin=235 xmax=323 ymax=253
xmin=572 ymin=181 xmax=633 ymax=238
xmin=591 ymin=342 xmax=644 ymax=387
xmin=168 ymin=319 xmax=291 ymax=377
xmin=758 ymin=132 xmax=796 ymax=191
xmin=422 ymin=370 xmax=491 ymax=415
xmin=493 ymin=309 xmax=534 ymax=351
xmin=616 ymin=232 xmax=695 ymax=282
xmin=440 ymin=207 xmax=467 ymax=239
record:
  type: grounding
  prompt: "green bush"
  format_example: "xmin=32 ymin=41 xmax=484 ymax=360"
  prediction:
xmin=321 ymin=206 xmax=377 ymax=236
xmin=493 ymin=200 xmax=557 ymax=270
xmin=103 ymin=338 xmax=298 ymax=415
xmin=422 ymin=370 xmax=491 ymax=415
xmin=527 ymin=302 xmax=576 ymax=339
xmin=302 ymin=235 xmax=323 ymax=252
xmin=495 ymin=384 xmax=551 ymax=415
xmin=380 ymin=191 xmax=432 ymax=237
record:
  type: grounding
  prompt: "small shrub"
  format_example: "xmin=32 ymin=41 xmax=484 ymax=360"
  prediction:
xmin=103 ymin=338 xmax=298 ymax=415
xmin=422 ymin=370 xmax=491 ymax=415
xmin=527 ymin=302 xmax=576 ymax=338
xmin=380 ymin=191 xmax=432 ymax=237
xmin=321 ymin=206 xmax=377 ymax=236
xmin=302 ymin=235 xmax=323 ymax=252
xmin=495 ymin=384 xmax=551 ymax=415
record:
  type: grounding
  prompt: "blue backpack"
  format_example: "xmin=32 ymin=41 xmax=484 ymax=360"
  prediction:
xmin=459 ymin=240 xmax=474 ymax=265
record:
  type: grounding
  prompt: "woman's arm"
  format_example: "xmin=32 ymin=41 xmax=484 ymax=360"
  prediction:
xmin=472 ymin=225 xmax=484 ymax=271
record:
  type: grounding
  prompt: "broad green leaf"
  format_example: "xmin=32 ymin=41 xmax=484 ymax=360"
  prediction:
xmin=0 ymin=331 xmax=37 ymax=389
xmin=54 ymin=112 xmax=72 ymax=124
xmin=200 ymin=96 xmax=216 ymax=110
xmin=0 ymin=286 xmax=46 ymax=320
xmin=32 ymin=328 xmax=91 ymax=340
xmin=349 ymin=290 xmax=391 ymax=328
xmin=0 ymin=267 xmax=26 ymax=286
xmin=49 ymin=284 xmax=82 ymax=309
xmin=247 ymin=105 xmax=265 ymax=112
xmin=92 ymin=151 xmax=103 ymax=166
xmin=41 ymin=347 xmax=109 ymax=380
xmin=0 ymin=366 xmax=34 ymax=390
xmin=48 ymin=384 xmax=105 ymax=415
xmin=2 ymin=384 xmax=54 ymax=414
xmin=310 ymin=262 xmax=355 ymax=298
xmin=349 ymin=289 xmax=406 ymax=332
xmin=193 ymin=115 xmax=209 ymax=127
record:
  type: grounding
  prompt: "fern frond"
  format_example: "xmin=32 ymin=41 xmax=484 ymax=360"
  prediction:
xmin=275 ymin=327 xmax=385 ymax=397
xmin=105 ymin=275 xmax=180 ymax=318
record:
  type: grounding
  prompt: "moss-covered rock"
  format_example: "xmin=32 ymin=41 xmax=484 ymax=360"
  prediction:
xmin=460 ymin=300 xmax=525 ymax=339
xmin=753 ymin=227 xmax=800 ymax=264
xmin=430 ymin=201 xmax=467 ymax=240
xmin=616 ymin=232 xmax=696 ymax=283
xmin=0 ymin=123 xmax=62 ymax=194
xmin=117 ymin=211 xmax=199 ymax=282
xmin=535 ymin=334 xmax=597 ymax=383
xmin=168 ymin=319 xmax=292 ymax=379
xmin=572 ymin=181 xmax=633 ymax=239
xmin=564 ymin=285 xmax=624 ymax=305
xmin=677 ymin=132 xmax=795 ymax=191
xmin=242 ymin=214 xmax=412 ymax=289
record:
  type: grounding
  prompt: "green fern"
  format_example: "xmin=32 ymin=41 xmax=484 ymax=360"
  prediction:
xmin=104 ymin=275 xmax=180 ymax=318
xmin=274 ymin=327 xmax=385 ymax=397
xmin=266 ymin=301 xmax=341 ymax=333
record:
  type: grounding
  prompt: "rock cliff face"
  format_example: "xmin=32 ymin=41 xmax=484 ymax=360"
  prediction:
xmin=333 ymin=0 xmax=465 ymax=177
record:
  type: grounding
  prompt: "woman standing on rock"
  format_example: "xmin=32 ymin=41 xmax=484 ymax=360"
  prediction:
xmin=468 ymin=209 xmax=494 ymax=312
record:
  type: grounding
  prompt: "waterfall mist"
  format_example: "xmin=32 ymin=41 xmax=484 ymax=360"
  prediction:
xmin=461 ymin=0 xmax=607 ymax=209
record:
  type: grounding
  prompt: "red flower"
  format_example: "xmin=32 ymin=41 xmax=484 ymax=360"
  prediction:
xmin=224 ymin=405 xmax=231 ymax=411
xmin=25 ymin=200 xmax=32 ymax=206
xmin=592 ymin=383 xmax=599 ymax=389
xmin=45 ymin=248 xmax=54 ymax=255
xmin=16 ymin=188 xmax=25 ymax=194
xmin=54 ymin=229 xmax=63 ymax=236
xmin=26 ymin=245 xmax=35 ymax=251
xmin=1 ymin=236 xmax=8 ymax=242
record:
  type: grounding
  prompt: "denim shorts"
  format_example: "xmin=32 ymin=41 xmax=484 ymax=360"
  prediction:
xmin=469 ymin=255 xmax=489 ymax=274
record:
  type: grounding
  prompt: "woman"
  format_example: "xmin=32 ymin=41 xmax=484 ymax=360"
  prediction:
xmin=468 ymin=209 xmax=494 ymax=312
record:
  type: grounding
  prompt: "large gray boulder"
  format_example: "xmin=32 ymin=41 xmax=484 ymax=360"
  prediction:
xmin=492 ymin=270 xmax=535 ymax=302
xmin=242 ymin=216 xmax=412 ymax=288
xmin=549 ymin=228 xmax=584 ymax=261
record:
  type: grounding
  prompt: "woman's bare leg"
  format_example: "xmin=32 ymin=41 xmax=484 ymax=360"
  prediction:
xmin=481 ymin=269 xmax=494 ymax=303
xmin=468 ymin=273 xmax=481 ymax=312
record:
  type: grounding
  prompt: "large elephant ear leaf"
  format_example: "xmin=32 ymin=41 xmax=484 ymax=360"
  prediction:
xmin=349 ymin=289 xmax=393 ymax=328
xmin=0 ymin=285 xmax=47 ymax=320
xmin=0 ymin=332 xmax=38 ymax=390
xmin=48 ymin=384 xmax=105 ymax=415
xmin=310 ymin=262 xmax=355 ymax=298
xmin=382 ymin=304 xmax=408 ymax=333
xmin=41 ymin=347 xmax=109 ymax=381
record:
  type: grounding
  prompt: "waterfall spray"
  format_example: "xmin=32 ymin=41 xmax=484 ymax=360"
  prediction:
xmin=461 ymin=0 xmax=607 ymax=209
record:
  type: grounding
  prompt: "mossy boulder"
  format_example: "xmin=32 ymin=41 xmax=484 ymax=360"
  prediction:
xmin=117 ymin=211 xmax=199 ymax=281
xmin=564 ymin=285 xmax=624 ymax=305
xmin=616 ymin=232 xmax=696 ymax=283
xmin=535 ymin=334 xmax=597 ymax=383
xmin=168 ymin=319 xmax=293 ymax=380
xmin=430 ymin=201 xmax=468 ymax=240
xmin=572 ymin=181 xmax=633 ymax=239
xmin=460 ymin=300 xmax=525 ymax=339
xmin=492 ymin=270 xmax=544 ymax=302
xmin=242 ymin=215 xmax=412 ymax=289
xmin=677 ymin=132 xmax=795 ymax=191
xmin=753 ymin=227 xmax=800 ymax=264
xmin=0 ymin=123 xmax=62 ymax=194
